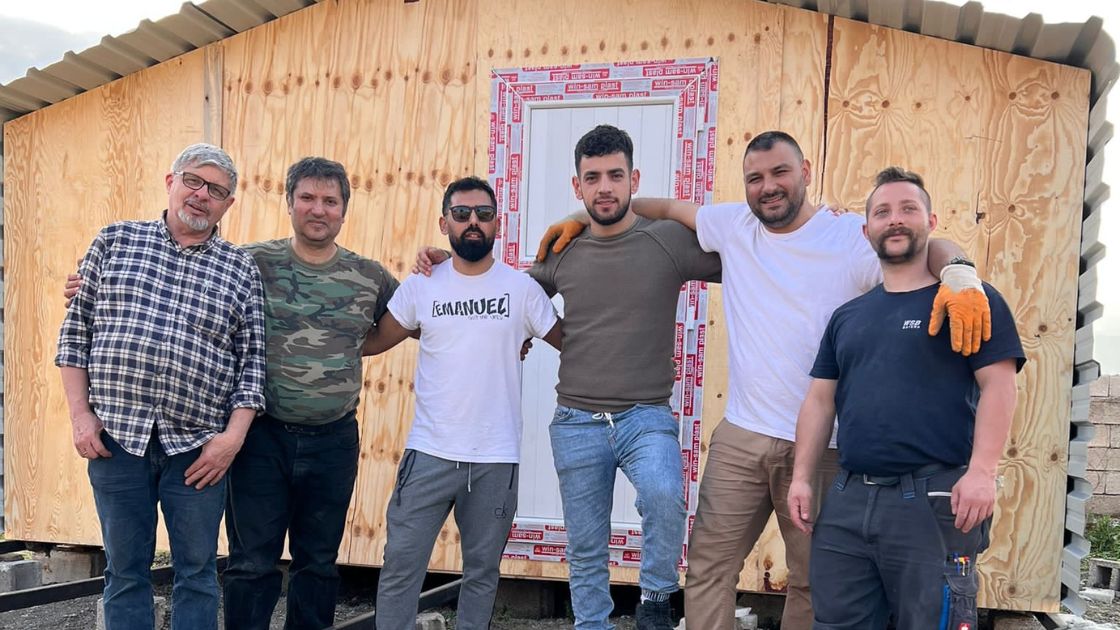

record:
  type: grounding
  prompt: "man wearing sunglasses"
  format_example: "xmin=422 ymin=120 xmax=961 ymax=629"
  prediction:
xmin=57 ymin=143 xmax=267 ymax=629
xmin=365 ymin=176 xmax=562 ymax=630
xmin=417 ymin=126 xmax=723 ymax=629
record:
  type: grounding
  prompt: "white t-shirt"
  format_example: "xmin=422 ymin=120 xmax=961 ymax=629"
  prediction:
xmin=696 ymin=202 xmax=882 ymax=441
xmin=389 ymin=261 xmax=558 ymax=463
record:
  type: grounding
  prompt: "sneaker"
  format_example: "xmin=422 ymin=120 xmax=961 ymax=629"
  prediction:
xmin=635 ymin=598 xmax=674 ymax=630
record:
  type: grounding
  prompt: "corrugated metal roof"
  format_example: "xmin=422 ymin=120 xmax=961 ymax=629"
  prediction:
xmin=0 ymin=0 xmax=322 ymax=121
xmin=0 ymin=0 xmax=1114 ymax=614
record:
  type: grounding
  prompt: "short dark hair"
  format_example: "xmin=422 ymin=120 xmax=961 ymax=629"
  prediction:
xmin=744 ymin=131 xmax=805 ymax=162
xmin=574 ymin=124 xmax=634 ymax=172
xmin=286 ymin=157 xmax=351 ymax=212
xmin=442 ymin=176 xmax=497 ymax=214
xmin=865 ymin=166 xmax=932 ymax=214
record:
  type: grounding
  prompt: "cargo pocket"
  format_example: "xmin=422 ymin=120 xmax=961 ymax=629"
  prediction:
xmin=944 ymin=571 xmax=979 ymax=630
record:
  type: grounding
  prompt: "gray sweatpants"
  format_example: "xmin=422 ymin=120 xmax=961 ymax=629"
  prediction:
xmin=375 ymin=450 xmax=518 ymax=630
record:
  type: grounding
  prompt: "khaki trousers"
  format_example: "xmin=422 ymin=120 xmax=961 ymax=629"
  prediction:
xmin=684 ymin=420 xmax=839 ymax=630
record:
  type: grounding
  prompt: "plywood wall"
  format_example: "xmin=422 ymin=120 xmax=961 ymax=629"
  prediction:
xmin=2 ymin=0 xmax=1088 ymax=613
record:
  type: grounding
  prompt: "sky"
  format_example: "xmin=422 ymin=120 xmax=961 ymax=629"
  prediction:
xmin=0 ymin=0 xmax=1118 ymax=373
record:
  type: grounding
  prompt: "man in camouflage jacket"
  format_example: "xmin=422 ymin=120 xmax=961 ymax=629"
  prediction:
xmin=222 ymin=157 xmax=399 ymax=630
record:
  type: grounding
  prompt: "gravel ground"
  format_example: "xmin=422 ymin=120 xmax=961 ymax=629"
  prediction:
xmin=4 ymin=566 xmax=1120 ymax=630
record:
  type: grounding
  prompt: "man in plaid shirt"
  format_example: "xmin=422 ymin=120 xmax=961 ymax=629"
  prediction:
xmin=56 ymin=143 xmax=266 ymax=630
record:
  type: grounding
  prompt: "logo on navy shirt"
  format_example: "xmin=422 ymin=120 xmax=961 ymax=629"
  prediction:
xmin=901 ymin=319 xmax=922 ymax=330
xmin=431 ymin=294 xmax=511 ymax=320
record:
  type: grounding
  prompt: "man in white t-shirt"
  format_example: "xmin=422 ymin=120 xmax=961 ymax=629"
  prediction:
xmin=537 ymin=131 xmax=991 ymax=629
xmin=364 ymin=176 xmax=562 ymax=630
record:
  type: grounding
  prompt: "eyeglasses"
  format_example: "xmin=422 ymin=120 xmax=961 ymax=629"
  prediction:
xmin=446 ymin=205 xmax=498 ymax=223
xmin=176 ymin=171 xmax=232 ymax=201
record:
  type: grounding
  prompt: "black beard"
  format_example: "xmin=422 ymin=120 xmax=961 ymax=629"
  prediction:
xmin=586 ymin=197 xmax=630 ymax=227
xmin=750 ymin=189 xmax=804 ymax=229
xmin=449 ymin=229 xmax=495 ymax=262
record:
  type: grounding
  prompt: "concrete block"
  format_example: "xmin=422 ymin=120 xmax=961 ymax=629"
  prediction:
xmin=1087 ymin=470 xmax=1104 ymax=493
xmin=1092 ymin=376 xmax=1111 ymax=398
xmin=415 ymin=611 xmax=447 ymax=630
xmin=1110 ymin=428 xmax=1120 ymax=449
xmin=44 ymin=545 xmax=106 ymax=584
xmin=1088 ymin=447 xmax=1110 ymax=470
xmin=1089 ymin=557 xmax=1120 ymax=589
xmin=1105 ymin=472 xmax=1120 ymax=495
xmin=97 ymin=596 xmax=167 ymax=630
xmin=1093 ymin=400 xmax=1120 ymax=424
xmin=991 ymin=611 xmax=1044 ymax=629
xmin=1080 ymin=586 xmax=1115 ymax=602
xmin=0 ymin=559 xmax=42 ymax=592
xmin=1090 ymin=424 xmax=1110 ymax=447
xmin=494 ymin=578 xmax=565 ymax=618
xmin=1089 ymin=494 xmax=1120 ymax=515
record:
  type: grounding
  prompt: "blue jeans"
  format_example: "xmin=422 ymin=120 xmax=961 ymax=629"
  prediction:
xmin=223 ymin=413 xmax=360 ymax=630
xmin=88 ymin=430 xmax=226 ymax=630
xmin=550 ymin=404 xmax=685 ymax=630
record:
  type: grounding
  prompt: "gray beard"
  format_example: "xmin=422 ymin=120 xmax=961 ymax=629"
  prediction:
xmin=177 ymin=208 xmax=210 ymax=232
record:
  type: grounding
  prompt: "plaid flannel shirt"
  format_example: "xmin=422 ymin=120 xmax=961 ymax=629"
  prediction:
xmin=56 ymin=214 xmax=267 ymax=456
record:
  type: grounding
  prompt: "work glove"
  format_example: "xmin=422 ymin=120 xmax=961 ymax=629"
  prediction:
xmin=535 ymin=219 xmax=586 ymax=262
xmin=928 ymin=263 xmax=992 ymax=356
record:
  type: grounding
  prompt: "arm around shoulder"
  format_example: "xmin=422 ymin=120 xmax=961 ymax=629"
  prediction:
xmin=631 ymin=197 xmax=700 ymax=231
xmin=362 ymin=311 xmax=418 ymax=356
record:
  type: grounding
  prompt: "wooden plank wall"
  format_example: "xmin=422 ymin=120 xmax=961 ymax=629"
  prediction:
xmin=1 ymin=0 xmax=1088 ymax=612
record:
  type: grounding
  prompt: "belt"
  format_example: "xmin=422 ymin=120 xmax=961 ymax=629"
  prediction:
xmin=855 ymin=463 xmax=960 ymax=486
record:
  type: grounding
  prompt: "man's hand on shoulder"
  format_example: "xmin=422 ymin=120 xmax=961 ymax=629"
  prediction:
xmin=928 ymin=262 xmax=992 ymax=356
xmin=535 ymin=216 xmax=588 ymax=262
xmin=412 ymin=246 xmax=450 ymax=277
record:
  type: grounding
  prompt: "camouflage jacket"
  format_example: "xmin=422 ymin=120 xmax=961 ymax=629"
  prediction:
xmin=246 ymin=239 xmax=398 ymax=424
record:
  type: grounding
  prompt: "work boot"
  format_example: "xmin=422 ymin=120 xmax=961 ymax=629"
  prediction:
xmin=635 ymin=598 xmax=674 ymax=630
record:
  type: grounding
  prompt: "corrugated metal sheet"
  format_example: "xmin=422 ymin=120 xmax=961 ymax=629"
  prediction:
xmin=0 ymin=0 xmax=1115 ymax=612
xmin=0 ymin=0 xmax=322 ymax=121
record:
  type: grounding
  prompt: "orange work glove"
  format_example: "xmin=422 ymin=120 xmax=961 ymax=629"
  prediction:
xmin=928 ymin=263 xmax=992 ymax=356
xmin=535 ymin=219 xmax=586 ymax=262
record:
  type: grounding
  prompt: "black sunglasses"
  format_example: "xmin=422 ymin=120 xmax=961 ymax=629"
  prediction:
xmin=446 ymin=205 xmax=498 ymax=223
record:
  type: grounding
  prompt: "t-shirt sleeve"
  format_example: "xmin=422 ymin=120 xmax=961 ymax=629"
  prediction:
xmin=523 ymin=278 xmax=559 ymax=339
xmin=695 ymin=203 xmax=730 ymax=253
xmin=527 ymin=258 xmax=558 ymax=297
xmin=656 ymin=220 xmax=722 ymax=283
xmin=841 ymin=213 xmax=883 ymax=292
xmin=372 ymin=266 xmax=401 ymax=322
xmin=809 ymin=313 xmax=841 ymax=380
xmin=387 ymin=275 xmax=420 ymax=330
xmin=967 ymin=283 xmax=1027 ymax=373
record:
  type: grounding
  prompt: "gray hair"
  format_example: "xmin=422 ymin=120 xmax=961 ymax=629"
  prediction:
xmin=171 ymin=143 xmax=238 ymax=193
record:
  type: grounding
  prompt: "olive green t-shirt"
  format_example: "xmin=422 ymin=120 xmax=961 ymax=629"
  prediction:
xmin=529 ymin=216 xmax=721 ymax=412
xmin=246 ymin=239 xmax=398 ymax=424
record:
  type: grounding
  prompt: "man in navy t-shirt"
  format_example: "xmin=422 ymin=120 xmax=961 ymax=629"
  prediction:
xmin=786 ymin=167 xmax=1025 ymax=629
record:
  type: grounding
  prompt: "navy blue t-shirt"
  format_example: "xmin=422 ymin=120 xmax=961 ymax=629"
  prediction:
xmin=810 ymin=282 xmax=1026 ymax=475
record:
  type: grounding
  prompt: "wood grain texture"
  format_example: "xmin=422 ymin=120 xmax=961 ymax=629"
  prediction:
xmin=2 ymin=0 xmax=1089 ymax=612
xmin=4 ymin=49 xmax=216 ymax=548
xmin=823 ymin=18 xmax=1089 ymax=612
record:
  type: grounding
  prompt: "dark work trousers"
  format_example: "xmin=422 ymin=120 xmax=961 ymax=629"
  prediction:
xmin=222 ymin=412 xmax=360 ymax=630
xmin=809 ymin=466 xmax=990 ymax=630
xmin=375 ymin=450 xmax=519 ymax=630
